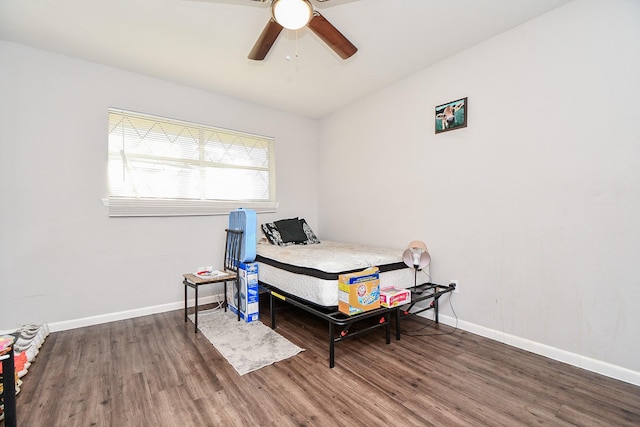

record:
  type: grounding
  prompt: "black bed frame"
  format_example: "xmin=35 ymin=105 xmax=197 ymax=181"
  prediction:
xmin=259 ymin=280 xmax=456 ymax=368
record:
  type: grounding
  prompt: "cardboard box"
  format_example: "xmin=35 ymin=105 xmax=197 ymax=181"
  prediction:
xmin=338 ymin=267 xmax=380 ymax=315
xmin=226 ymin=261 xmax=260 ymax=322
xmin=380 ymin=287 xmax=411 ymax=308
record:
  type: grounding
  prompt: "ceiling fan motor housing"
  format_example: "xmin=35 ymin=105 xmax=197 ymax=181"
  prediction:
xmin=271 ymin=0 xmax=313 ymax=30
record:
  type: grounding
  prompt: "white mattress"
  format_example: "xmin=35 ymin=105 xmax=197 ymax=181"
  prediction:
xmin=256 ymin=241 xmax=419 ymax=307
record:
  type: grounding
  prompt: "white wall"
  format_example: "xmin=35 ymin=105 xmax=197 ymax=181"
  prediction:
xmin=2 ymin=0 xmax=638 ymax=387
xmin=0 ymin=41 xmax=319 ymax=329
xmin=318 ymin=0 xmax=640 ymax=383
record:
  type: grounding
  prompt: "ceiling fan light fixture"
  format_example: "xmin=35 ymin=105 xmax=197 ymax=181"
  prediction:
xmin=272 ymin=0 xmax=313 ymax=30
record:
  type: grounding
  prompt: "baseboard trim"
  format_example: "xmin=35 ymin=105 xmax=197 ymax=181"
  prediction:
xmin=35 ymin=296 xmax=639 ymax=387
xmin=429 ymin=312 xmax=640 ymax=387
xmin=48 ymin=294 xmax=224 ymax=332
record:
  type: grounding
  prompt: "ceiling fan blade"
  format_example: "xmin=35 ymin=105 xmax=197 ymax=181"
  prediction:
xmin=307 ymin=12 xmax=357 ymax=60
xmin=248 ymin=18 xmax=283 ymax=60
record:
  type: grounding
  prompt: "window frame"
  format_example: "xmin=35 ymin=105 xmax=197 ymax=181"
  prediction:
xmin=106 ymin=108 xmax=277 ymax=217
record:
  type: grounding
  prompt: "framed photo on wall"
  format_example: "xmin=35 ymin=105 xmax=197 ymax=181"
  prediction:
xmin=435 ymin=97 xmax=467 ymax=134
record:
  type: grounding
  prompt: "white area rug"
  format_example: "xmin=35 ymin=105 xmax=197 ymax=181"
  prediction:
xmin=189 ymin=309 xmax=304 ymax=375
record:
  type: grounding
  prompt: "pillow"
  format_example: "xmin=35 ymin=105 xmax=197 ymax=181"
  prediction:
xmin=274 ymin=218 xmax=308 ymax=244
xmin=261 ymin=218 xmax=321 ymax=246
xmin=261 ymin=222 xmax=284 ymax=246
xmin=300 ymin=218 xmax=321 ymax=244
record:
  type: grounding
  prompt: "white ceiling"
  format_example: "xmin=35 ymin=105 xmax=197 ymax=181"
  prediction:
xmin=0 ymin=0 xmax=572 ymax=119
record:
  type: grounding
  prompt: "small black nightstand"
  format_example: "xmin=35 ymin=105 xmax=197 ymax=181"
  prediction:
xmin=399 ymin=282 xmax=456 ymax=324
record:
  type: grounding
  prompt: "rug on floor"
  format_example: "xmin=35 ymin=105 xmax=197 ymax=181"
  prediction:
xmin=189 ymin=308 xmax=304 ymax=375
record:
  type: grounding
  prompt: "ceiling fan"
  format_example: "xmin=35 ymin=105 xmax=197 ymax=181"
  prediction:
xmin=246 ymin=0 xmax=357 ymax=61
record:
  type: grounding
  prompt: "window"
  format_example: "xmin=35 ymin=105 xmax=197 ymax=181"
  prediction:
xmin=107 ymin=109 xmax=277 ymax=217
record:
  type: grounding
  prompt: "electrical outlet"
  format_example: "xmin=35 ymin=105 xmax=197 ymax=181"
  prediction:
xmin=450 ymin=279 xmax=459 ymax=293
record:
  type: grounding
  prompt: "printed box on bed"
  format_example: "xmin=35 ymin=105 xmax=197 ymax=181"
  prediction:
xmin=226 ymin=261 xmax=260 ymax=322
xmin=338 ymin=266 xmax=380 ymax=315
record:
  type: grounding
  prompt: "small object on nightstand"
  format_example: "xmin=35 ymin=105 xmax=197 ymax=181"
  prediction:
xmin=380 ymin=287 xmax=411 ymax=308
xmin=194 ymin=269 xmax=228 ymax=279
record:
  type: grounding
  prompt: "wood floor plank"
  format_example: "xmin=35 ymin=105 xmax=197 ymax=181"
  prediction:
xmin=9 ymin=302 xmax=640 ymax=426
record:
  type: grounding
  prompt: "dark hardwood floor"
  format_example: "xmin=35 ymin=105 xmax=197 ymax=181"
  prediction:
xmin=9 ymin=301 xmax=640 ymax=426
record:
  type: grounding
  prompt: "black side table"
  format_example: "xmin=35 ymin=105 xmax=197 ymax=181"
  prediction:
xmin=399 ymin=282 xmax=456 ymax=323
xmin=183 ymin=272 xmax=238 ymax=333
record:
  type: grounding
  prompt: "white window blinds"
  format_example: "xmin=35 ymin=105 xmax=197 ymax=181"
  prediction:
xmin=107 ymin=109 xmax=277 ymax=217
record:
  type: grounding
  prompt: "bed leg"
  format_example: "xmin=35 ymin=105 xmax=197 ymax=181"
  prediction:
xmin=269 ymin=291 xmax=276 ymax=329
xmin=385 ymin=312 xmax=391 ymax=344
xmin=329 ymin=321 xmax=335 ymax=368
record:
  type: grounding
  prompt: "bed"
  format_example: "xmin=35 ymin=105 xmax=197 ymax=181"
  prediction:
xmin=255 ymin=218 xmax=424 ymax=367
xmin=256 ymin=240 xmax=416 ymax=308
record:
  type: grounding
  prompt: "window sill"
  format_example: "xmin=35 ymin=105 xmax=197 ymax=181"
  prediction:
xmin=103 ymin=198 xmax=278 ymax=217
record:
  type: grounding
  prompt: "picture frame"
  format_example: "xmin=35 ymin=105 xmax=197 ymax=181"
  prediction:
xmin=435 ymin=97 xmax=467 ymax=134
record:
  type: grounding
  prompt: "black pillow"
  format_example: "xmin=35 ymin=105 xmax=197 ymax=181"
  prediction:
xmin=274 ymin=218 xmax=308 ymax=243
xmin=261 ymin=218 xmax=321 ymax=246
